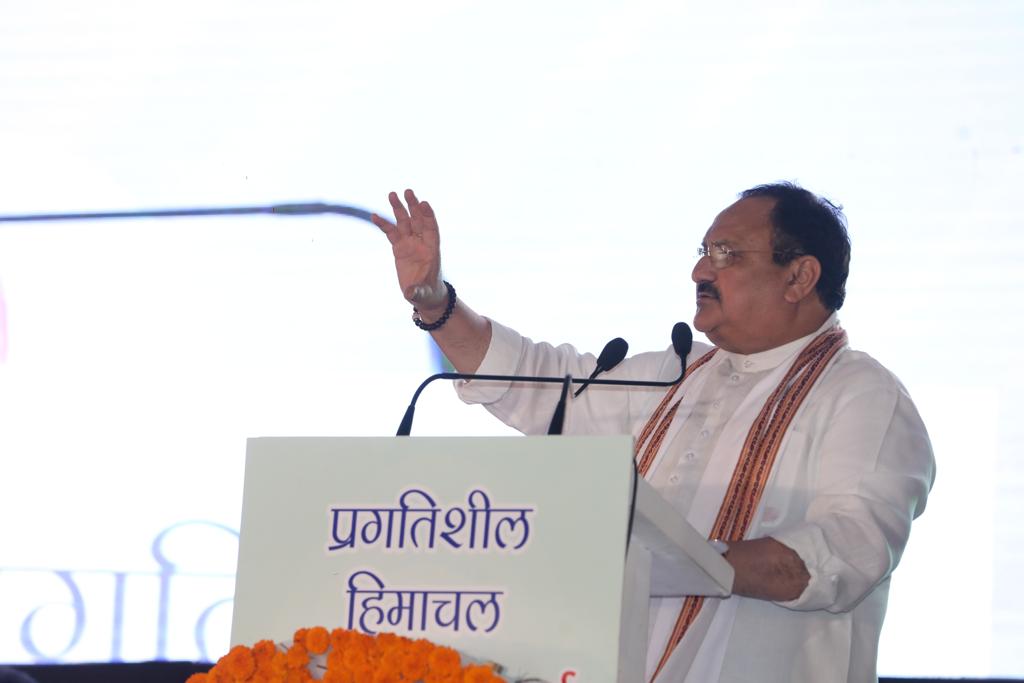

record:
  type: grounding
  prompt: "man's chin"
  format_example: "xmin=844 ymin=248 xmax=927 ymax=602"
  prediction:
xmin=692 ymin=307 xmax=717 ymax=333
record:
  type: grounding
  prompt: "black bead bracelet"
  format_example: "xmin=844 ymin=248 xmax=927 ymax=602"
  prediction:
xmin=412 ymin=280 xmax=456 ymax=331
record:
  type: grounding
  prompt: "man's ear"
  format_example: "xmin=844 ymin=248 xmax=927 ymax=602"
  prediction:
xmin=784 ymin=255 xmax=821 ymax=304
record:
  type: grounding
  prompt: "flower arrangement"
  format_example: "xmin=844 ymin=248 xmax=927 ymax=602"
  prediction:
xmin=186 ymin=626 xmax=507 ymax=683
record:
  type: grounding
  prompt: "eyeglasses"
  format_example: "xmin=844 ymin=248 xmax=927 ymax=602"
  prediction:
xmin=696 ymin=241 xmax=803 ymax=269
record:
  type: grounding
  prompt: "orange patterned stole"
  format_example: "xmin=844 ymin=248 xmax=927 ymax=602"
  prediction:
xmin=634 ymin=327 xmax=848 ymax=682
xmin=634 ymin=348 xmax=719 ymax=475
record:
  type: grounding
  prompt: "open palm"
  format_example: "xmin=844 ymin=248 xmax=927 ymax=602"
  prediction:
xmin=371 ymin=189 xmax=446 ymax=307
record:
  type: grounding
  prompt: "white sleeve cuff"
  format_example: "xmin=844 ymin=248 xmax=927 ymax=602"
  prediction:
xmin=769 ymin=526 xmax=842 ymax=612
xmin=453 ymin=319 xmax=524 ymax=405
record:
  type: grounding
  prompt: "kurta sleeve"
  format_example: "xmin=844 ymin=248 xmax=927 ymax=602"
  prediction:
xmin=769 ymin=356 xmax=935 ymax=613
xmin=454 ymin=319 xmax=684 ymax=437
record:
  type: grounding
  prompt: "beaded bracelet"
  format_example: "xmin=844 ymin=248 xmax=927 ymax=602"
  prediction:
xmin=412 ymin=280 xmax=456 ymax=331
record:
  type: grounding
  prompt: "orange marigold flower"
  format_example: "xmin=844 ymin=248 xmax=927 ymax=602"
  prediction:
xmin=375 ymin=632 xmax=400 ymax=651
xmin=411 ymin=639 xmax=435 ymax=657
xmin=401 ymin=649 xmax=429 ymax=681
xmin=350 ymin=631 xmax=374 ymax=653
xmin=326 ymin=647 xmax=347 ymax=672
xmin=427 ymin=646 xmax=462 ymax=675
xmin=380 ymin=646 xmax=403 ymax=671
xmin=253 ymin=640 xmax=277 ymax=669
xmin=342 ymin=646 xmax=369 ymax=671
xmin=377 ymin=659 xmax=399 ymax=678
xmin=285 ymin=642 xmax=309 ymax=670
xmin=349 ymin=661 xmax=373 ymax=683
xmin=323 ymin=669 xmax=354 ymax=683
xmin=462 ymin=664 xmax=502 ymax=683
xmin=371 ymin=669 xmax=401 ymax=683
xmin=270 ymin=651 xmax=289 ymax=676
xmin=206 ymin=666 xmax=234 ymax=683
xmin=329 ymin=628 xmax=352 ymax=651
xmin=284 ymin=668 xmax=313 ymax=683
xmin=223 ymin=644 xmax=256 ymax=680
xmin=423 ymin=672 xmax=458 ymax=683
xmin=293 ymin=628 xmax=309 ymax=645
xmin=305 ymin=626 xmax=330 ymax=655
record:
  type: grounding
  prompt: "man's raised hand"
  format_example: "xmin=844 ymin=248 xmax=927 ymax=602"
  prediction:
xmin=371 ymin=189 xmax=447 ymax=312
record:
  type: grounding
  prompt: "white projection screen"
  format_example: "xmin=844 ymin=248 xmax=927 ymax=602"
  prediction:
xmin=1 ymin=1 xmax=1022 ymax=678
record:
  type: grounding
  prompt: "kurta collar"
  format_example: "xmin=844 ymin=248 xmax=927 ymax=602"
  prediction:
xmin=720 ymin=313 xmax=840 ymax=373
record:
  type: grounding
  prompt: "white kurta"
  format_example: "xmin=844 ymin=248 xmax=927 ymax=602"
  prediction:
xmin=454 ymin=315 xmax=935 ymax=683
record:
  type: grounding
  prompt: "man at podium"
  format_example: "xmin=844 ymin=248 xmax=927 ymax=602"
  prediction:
xmin=372 ymin=183 xmax=935 ymax=683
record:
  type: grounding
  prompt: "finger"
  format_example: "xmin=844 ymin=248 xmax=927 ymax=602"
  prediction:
xmin=370 ymin=213 xmax=399 ymax=243
xmin=405 ymin=188 xmax=420 ymax=214
xmin=405 ymin=189 xmax=439 ymax=238
xmin=406 ymin=189 xmax=435 ymax=222
xmin=415 ymin=200 xmax=440 ymax=242
xmin=418 ymin=200 xmax=435 ymax=220
xmin=405 ymin=189 xmax=430 ymax=237
xmin=387 ymin=191 xmax=412 ymax=236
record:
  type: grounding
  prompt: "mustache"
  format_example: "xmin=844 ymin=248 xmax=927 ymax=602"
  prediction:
xmin=697 ymin=282 xmax=720 ymax=299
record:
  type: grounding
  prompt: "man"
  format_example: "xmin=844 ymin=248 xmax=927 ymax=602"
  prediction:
xmin=371 ymin=183 xmax=935 ymax=682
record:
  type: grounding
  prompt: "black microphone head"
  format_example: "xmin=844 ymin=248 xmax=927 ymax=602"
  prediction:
xmin=596 ymin=337 xmax=629 ymax=372
xmin=671 ymin=322 xmax=693 ymax=361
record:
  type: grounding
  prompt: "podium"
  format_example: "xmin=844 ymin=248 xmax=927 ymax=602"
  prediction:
xmin=231 ymin=436 xmax=732 ymax=683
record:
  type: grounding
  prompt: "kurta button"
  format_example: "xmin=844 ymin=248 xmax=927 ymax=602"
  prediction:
xmin=669 ymin=474 xmax=680 ymax=484
xmin=684 ymin=451 xmax=696 ymax=461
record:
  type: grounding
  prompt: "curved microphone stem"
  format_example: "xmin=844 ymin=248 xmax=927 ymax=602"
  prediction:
xmin=573 ymin=368 xmax=601 ymax=398
xmin=395 ymin=364 xmax=687 ymax=436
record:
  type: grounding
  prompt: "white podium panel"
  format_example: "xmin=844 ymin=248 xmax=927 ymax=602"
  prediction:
xmin=233 ymin=436 xmax=636 ymax=682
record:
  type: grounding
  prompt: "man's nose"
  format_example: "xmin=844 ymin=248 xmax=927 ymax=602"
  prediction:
xmin=692 ymin=254 xmax=715 ymax=284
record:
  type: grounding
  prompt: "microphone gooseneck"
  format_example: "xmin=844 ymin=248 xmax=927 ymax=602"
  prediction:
xmin=546 ymin=375 xmax=574 ymax=435
xmin=396 ymin=323 xmax=693 ymax=436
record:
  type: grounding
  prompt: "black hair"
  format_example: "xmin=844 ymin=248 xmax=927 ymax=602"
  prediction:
xmin=740 ymin=182 xmax=851 ymax=311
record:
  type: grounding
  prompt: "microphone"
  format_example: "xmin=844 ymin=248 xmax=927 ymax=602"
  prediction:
xmin=548 ymin=336 xmax=628 ymax=435
xmin=396 ymin=324 xmax=693 ymax=436
xmin=671 ymin=321 xmax=692 ymax=365
xmin=573 ymin=337 xmax=629 ymax=398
